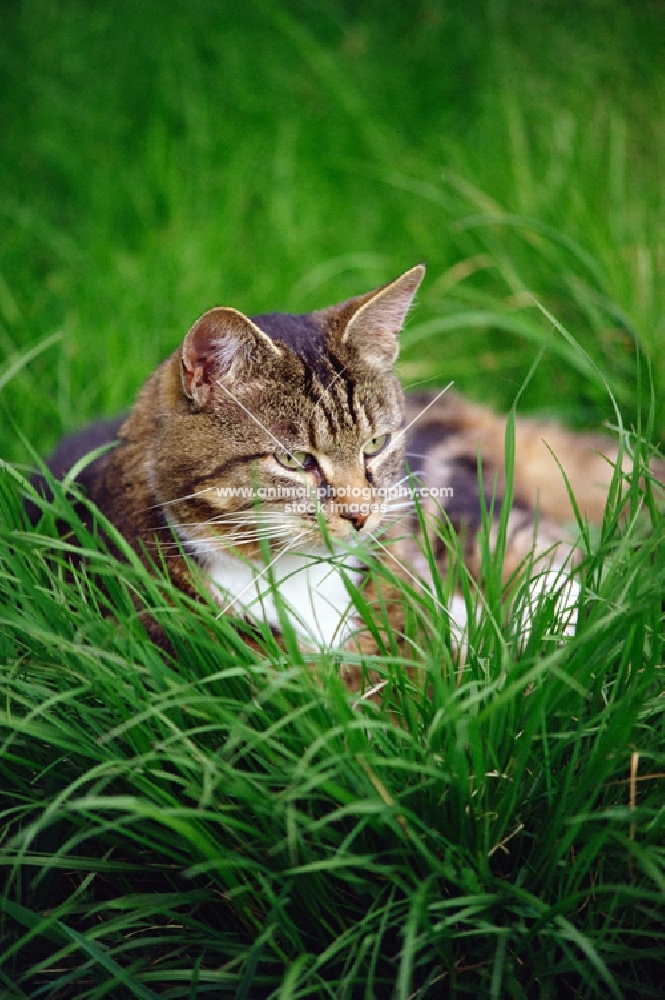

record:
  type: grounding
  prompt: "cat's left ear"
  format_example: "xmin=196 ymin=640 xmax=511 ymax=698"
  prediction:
xmin=338 ymin=264 xmax=425 ymax=369
xmin=180 ymin=307 xmax=282 ymax=408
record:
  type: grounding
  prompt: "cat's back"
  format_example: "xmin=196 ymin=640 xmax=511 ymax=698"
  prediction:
xmin=43 ymin=417 xmax=126 ymax=481
xmin=404 ymin=389 xmax=620 ymax=525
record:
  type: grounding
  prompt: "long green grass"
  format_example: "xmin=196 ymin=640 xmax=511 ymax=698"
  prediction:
xmin=1 ymin=1 xmax=665 ymax=996
xmin=1 ymin=383 xmax=663 ymax=998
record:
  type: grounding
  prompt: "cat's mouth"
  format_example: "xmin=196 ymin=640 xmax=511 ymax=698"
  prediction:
xmin=297 ymin=499 xmax=385 ymax=542
xmin=167 ymin=487 xmax=403 ymax=566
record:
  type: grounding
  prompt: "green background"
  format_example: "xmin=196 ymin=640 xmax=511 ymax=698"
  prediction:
xmin=2 ymin=0 xmax=664 ymax=464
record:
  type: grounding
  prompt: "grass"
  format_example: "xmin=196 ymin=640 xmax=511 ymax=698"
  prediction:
xmin=1 ymin=388 xmax=663 ymax=998
xmin=1 ymin=415 xmax=664 ymax=998
xmin=1 ymin=0 xmax=665 ymax=996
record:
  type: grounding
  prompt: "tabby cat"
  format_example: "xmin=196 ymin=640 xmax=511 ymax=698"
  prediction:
xmin=42 ymin=265 xmax=628 ymax=667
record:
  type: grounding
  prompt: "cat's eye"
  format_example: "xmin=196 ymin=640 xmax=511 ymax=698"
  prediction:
xmin=362 ymin=433 xmax=391 ymax=458
xmin=275 ymin=450 xmax=316 ymax=471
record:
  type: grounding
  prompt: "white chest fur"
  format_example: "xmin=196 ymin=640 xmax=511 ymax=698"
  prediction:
xmin=206 ymin=549 xmax=359 ymax=648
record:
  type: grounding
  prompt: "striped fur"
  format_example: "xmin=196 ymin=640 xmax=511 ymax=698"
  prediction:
xmin=41 ymin=265 xmax=646 ymax=674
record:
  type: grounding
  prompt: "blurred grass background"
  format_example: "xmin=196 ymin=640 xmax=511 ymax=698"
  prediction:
xmin=1 ymin=0 xmax=664 ymax=463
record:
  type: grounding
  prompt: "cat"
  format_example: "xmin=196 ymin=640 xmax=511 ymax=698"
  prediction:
xmin=37 ymin=265 xmax=639 ymax=673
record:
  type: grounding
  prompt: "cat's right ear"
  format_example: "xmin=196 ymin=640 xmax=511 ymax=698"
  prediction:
xmin=338 ymin=263 xmax=425 ymax=370
xmin=180 ymin=307 xmax=282 ymax=408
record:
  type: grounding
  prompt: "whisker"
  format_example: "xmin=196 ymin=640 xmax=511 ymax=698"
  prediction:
xmin=194 ymin=507 xmax=305 ymax=520
xmin=382 ymin=508 xmax=415 ymax=521
xmin=150 ymin=495 xmax=312 ymax=519
xmin=194 ymin=515 xmax=294 ymax=528
xmin=154 ymin=524 xmax=295 ymax=540
xmin=388 ymin=472 xmax=426 ymax=490
xmin=402 ymin=374 xmax=445 ymax=391
xmin=143 ymin=523 xmax=295 ymax=542
xmin=139 ymin=485 xmax=220 ymax=514
xmin=217 ymin=531 xmax=307 ymax=619
xmin=151 ymin=510 xmax=299 ymax=531
xmin=149 ymin=529 xmax=297 ymax=553
xmin=308 ymin=365 xmax=347 ymax=420
xmin=369 ymin=517 xmax=411 ymax=540
xmin=214 ymin=380 xmax=307 ymax=469
xmin=223 ymin=530 xmax=294 ymax=542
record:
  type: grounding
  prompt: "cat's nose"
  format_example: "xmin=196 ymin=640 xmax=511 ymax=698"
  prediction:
xmin=340 ymin=510 xmax=369 ymax=532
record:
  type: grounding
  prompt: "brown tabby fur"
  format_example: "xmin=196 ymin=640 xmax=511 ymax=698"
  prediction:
xmin=40 ymin=265 xmax=651 ymax=683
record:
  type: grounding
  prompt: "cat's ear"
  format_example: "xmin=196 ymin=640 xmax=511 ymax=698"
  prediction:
xmin=181 ymin=307 xmax=282 ymax=408
xmin=339 ymin=264 xmax=425 ymax=369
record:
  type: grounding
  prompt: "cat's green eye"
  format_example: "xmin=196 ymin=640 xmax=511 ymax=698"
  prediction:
xmin=362 ymin=433 xmax=391 ymax=458
xmin=275 ymin=450 xmax=314 ymax=471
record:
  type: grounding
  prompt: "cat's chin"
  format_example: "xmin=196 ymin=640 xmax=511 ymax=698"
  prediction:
xmin=291 ymin=537 xmax=347 ymax=558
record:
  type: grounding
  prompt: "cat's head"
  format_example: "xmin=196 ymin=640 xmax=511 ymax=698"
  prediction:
xmin=152 ymin=265 xmax=425 ymax=560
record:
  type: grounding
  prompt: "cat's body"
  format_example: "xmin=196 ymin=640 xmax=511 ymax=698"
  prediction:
xmin=39 ymin=266 xmax=631 ymax=662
